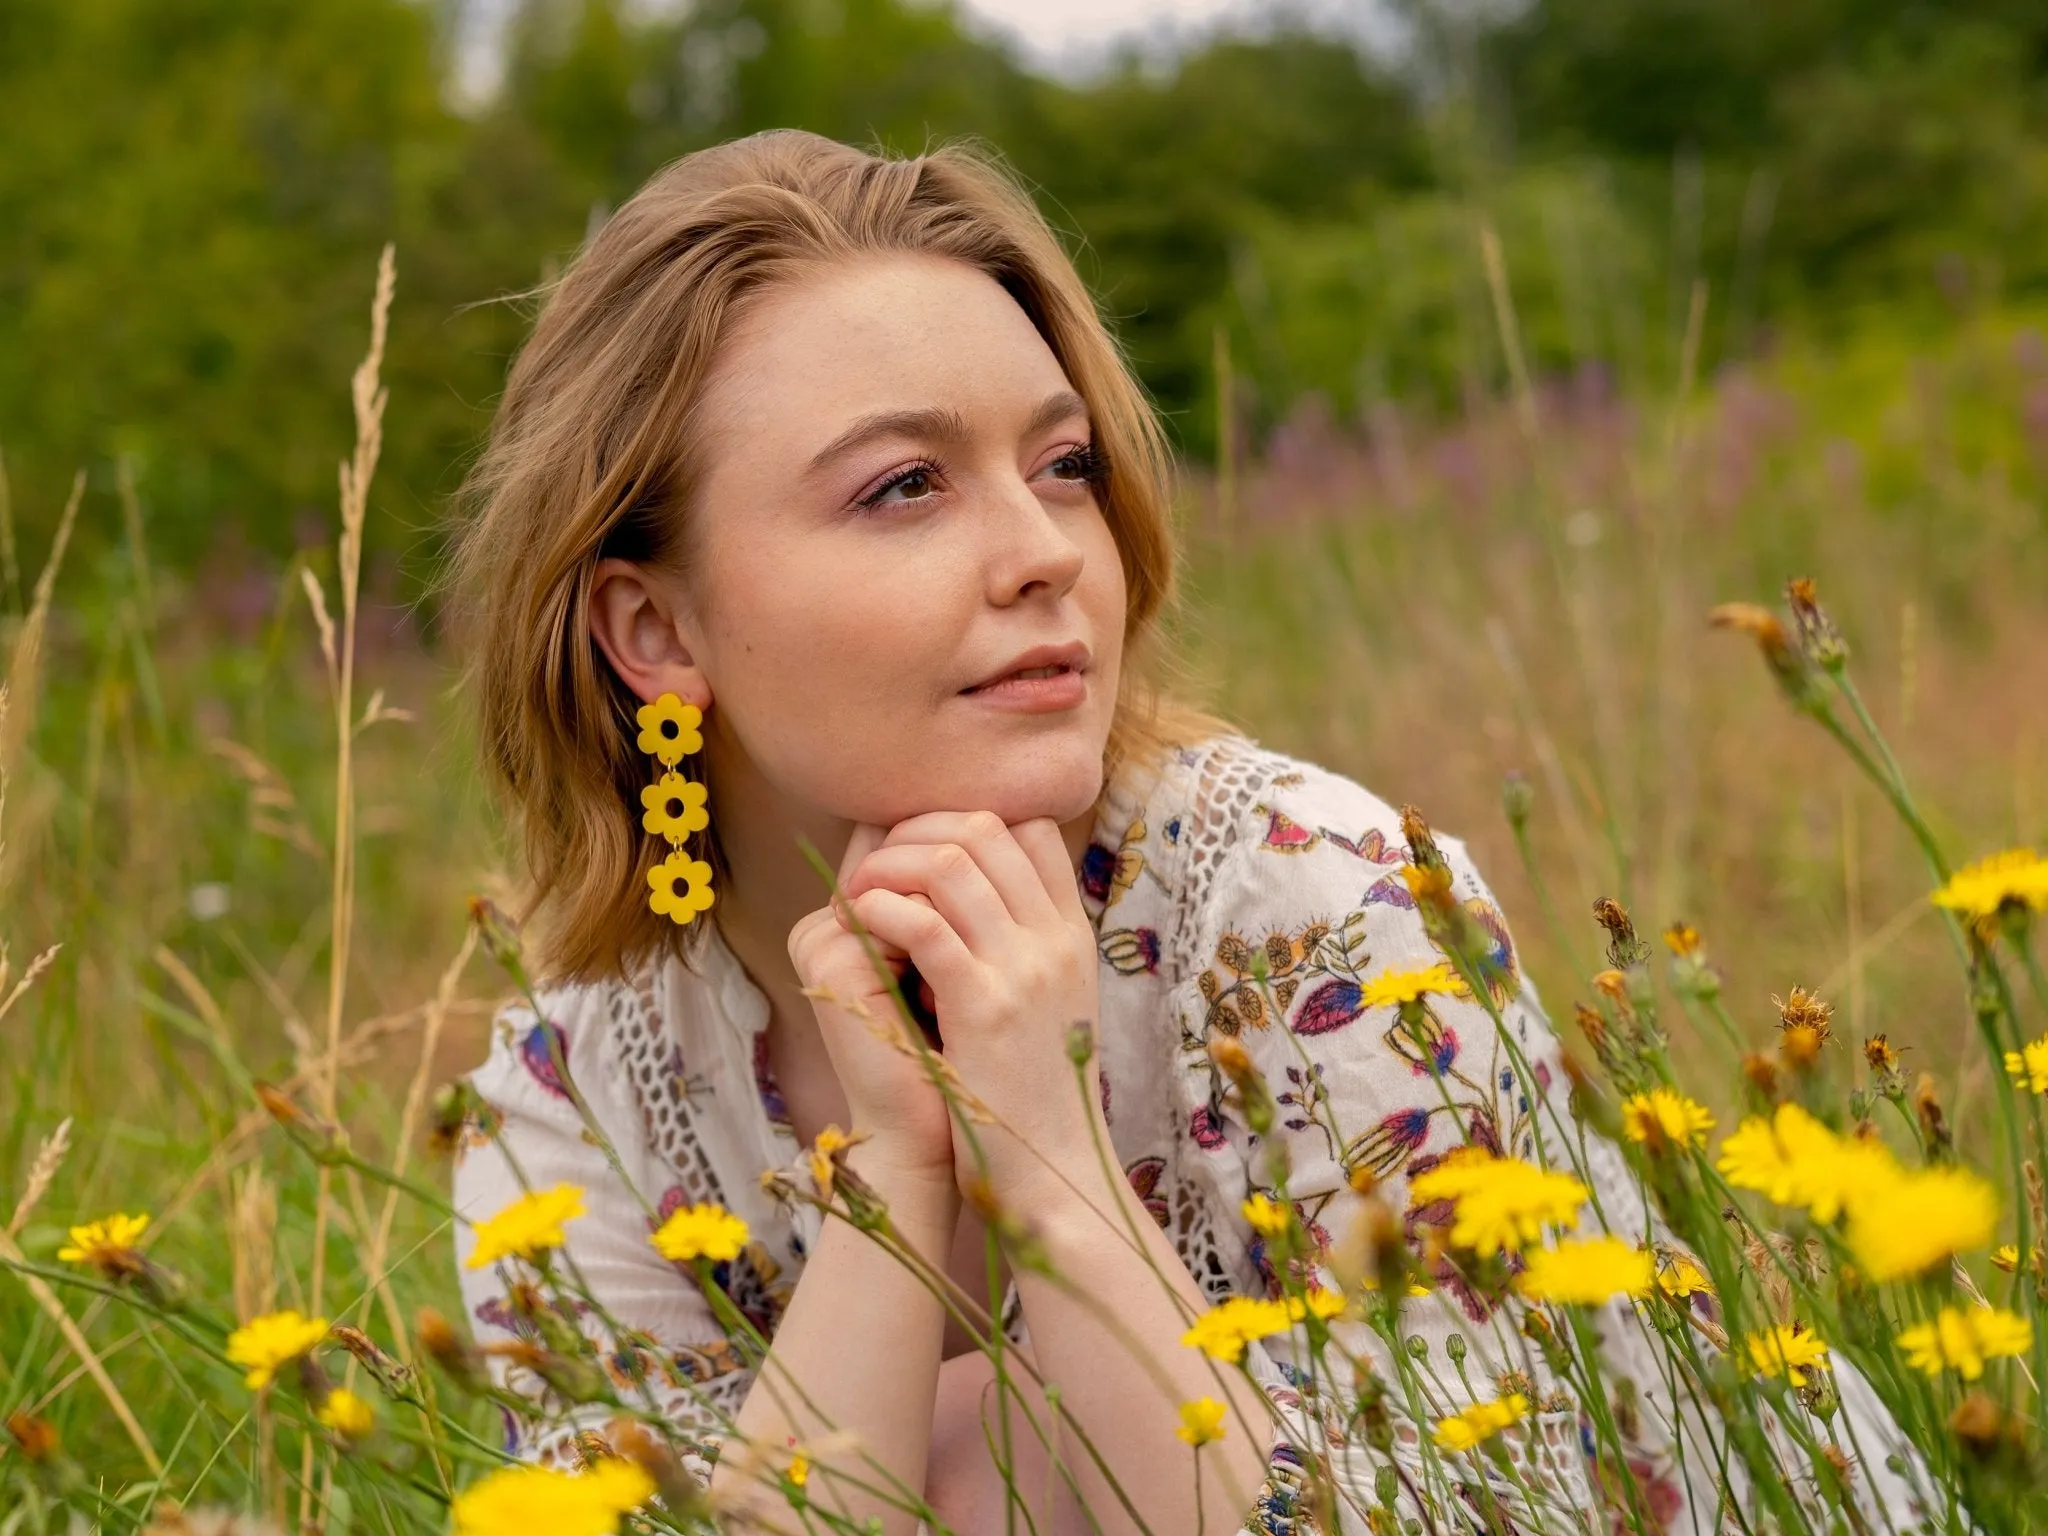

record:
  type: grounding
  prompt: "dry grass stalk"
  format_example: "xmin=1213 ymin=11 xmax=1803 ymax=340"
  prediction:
xmin=0 ymin=1223 xmax=163 ymax=1474
xmin=0 ymin=468 xmax=83 ymax=787
xmin=6 ymin=1115 xmax=72 ymax=1239
xmin=308 ymin=243 xmax=394 ymax=1337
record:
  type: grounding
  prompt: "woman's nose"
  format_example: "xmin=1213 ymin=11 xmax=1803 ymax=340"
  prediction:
xmin=984 ymin=478 xmax=1086 ymax=605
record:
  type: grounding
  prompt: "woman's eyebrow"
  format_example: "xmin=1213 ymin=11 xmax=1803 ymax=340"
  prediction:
xmin=806 ymin=405 xmax=970 ymax=476
xmin=1019 ymin=388 xmax=1091 ymax=441
xmin=804 ymin=390 xmax=1091 ymax=478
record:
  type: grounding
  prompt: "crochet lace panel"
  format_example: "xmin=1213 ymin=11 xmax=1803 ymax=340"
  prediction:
xmin=1164 ymin=734 xmax=1284 ymax=993
xmin=1163 ymin=734 xmax=1290 ymax=1309
xmin=611 ymin=961 xmax=729 ymax=1210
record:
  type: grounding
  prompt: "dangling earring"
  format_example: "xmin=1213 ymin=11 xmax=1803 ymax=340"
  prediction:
xmin=637 ymin=693 xmax=715 ymax=925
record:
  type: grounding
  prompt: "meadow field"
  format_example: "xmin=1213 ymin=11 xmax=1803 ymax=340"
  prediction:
xmin=1 ymin=217 xmax=2045 ymax=1532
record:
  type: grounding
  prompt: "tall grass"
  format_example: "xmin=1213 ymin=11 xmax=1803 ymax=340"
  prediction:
xmin=2 ymin=236 xmax=2044 ymax=1532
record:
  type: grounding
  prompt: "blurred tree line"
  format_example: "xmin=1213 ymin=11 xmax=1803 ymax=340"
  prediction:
xmin=3 ymin=0 xmax=2045 ymax=576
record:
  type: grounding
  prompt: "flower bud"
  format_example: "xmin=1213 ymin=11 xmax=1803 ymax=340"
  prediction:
xmin=1500 ymin=772 xmax=1535 ymax=834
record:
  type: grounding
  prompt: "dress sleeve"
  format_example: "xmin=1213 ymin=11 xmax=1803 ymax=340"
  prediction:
xmin=452 ymin=987 xmax=754 ymax=1479
xmin=1176 ymin=757 xmax=1939 ymax=1533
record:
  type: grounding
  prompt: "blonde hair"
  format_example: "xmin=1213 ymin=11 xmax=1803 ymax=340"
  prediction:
xmin=447 ymin=129 xmax=1234 ymax=983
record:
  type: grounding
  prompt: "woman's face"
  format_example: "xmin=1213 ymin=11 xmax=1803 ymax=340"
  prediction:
xmin=667 ymin=253 xmax=1126 ymax=831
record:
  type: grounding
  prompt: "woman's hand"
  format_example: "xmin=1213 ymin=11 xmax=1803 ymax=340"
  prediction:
xmin=838 ymin=812 xmax=1105 ymax=1203
xmin=787 ymin=823 xmax=958 ymax=1185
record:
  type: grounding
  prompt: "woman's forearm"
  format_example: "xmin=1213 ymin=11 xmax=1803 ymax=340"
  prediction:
xmin=1006 ymin=1152 xmax=1273 ymax=1535
xmin=713 ymin=1152 xmax=959 ymax=1536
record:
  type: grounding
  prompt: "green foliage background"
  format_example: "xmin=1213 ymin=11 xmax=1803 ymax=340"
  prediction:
xmin=5 ymin=0 xmax=2048 ymax=575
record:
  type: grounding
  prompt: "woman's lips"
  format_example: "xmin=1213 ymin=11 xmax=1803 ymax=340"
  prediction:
xmin=960 ymin=666 xmax=1088 ymax=712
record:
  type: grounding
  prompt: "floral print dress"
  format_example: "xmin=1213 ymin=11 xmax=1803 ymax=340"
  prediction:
xmin=453 ymin=732 xmax=1931 ymax=1533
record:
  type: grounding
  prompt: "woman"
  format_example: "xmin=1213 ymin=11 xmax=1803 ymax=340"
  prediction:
xmin=446 ymin=130 xmax=1927 ymax=1534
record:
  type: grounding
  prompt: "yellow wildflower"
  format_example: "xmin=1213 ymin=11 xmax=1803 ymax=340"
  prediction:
xmin=1716 ymin=1104 xmax=1901 ymax=1221
xmin=316 ymin=1388 xmax=375 ymax=1440
xmin=1620 ymin=1090 xmax=1715 ymax=1152
xmin=1515 ymin=1237 xmax=1654 ymax=1306
xmin=2005 ymin=1036 xmax=2048 ymax=1094
xmin=1242 ymin=1193 xmax=1293 ymax=1240
xmin=1180 ymin=1297 xmax=1292 ymax=1363
xmin=805 ymin=1124 xmax=862 ymax=1201
xmin=1991 ymin=1243 xmax=2042 ymax=1275
xmin=1656 ymin=1254 xmax=1714 ymax=1299
xmin=634 ymin=694 xmax=703 ymax=766
xmin=1433 ymin=1393 xmax=1530 ymax=1453
xmin=1360 ymin=962 xmax=1467 ymax=1009
xmin=1289 ymin=1286 xmax=1349 ymax=1323
xmin=451 ymin=1460 xmax=656 ymax=1536
xmin=57 ymin=1212 xmax=150 ymax=1277
xmin=1409 ymin=1151 xmax=1587 ymax=1257
xmin=1931 ymin=849 xmax=2048 ymax=925
xmin=1663 ymin=923 xmax=1702 ymax=959
xmin=466 ymin=1184 xmax=587 ymax=1270
xmin=1845 ymin=1165 xmax=1997 ymax=1281
xmin=226 ymin=1309 xmax=330 ymax=1390
xmin=650 ymin=1202 xmax=750 ymax=1264
xmin=1176 ymin=1396 xmax=1228 ymax=1447
xmin=1747 ymin=1324 xmax=1829 ymax=1388
xmin=786 ymin=1451 xmax=810 ymax=1488
xmin=1897 ymin=1306 xmax=2033 ymax=1381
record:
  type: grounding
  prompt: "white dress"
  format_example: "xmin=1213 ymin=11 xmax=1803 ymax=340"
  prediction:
xmin=452 ymin=732 xmax=1936 ymax=1533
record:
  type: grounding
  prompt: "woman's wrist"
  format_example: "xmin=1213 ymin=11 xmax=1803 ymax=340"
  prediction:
xmin=978 ymin=1119 xmax=1124 ymax=1232
xmin=845 ymin=1140 xmax=962 ymax=1241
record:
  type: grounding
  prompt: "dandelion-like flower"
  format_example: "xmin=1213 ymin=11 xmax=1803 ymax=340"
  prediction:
xmin=1176 ymin=1396 xmax=1228 ymax=1447
xmin=1931 ymin=849 xmax=2048 ymax=927
xmin=1656 ymin=1253 xmax=1714 ymax=1299
xmin=2005 ymin=1036 xmax=2048 ymax=1094
xmin=451 ymin=1460 xmax=656 ymax=1536
xmin=466 ymin=1184 xmax=587 ymax=1270
xmin=1515 ymin=1237 xmax=1654 ymax=1306
xmin=1746 ymin=1324 xmax=1829 ymax=1388
xmin=1242 ymin=1193 xmax=1293 ymax=1240
xmin=1663 ymin=923 xmax=1702 ymax=959
xmin=1408 ymin=1151 xmax=1588 ymax=1257
xmin=648 ymin=850 xmax=716 ymax=925
xmin=805 ymin=1124 xmax=862 ymax=1201
xmin=1845 ymin=1165 xmax=1997 ymax=1281
xmin=640 ymin=772 xmax=709 ymax=841
xmin=1179 ymin=1297 xmax=1293 ymax=1363
xmin=635 ymin=695 xmax=703 ymax=766
xmin=226 ymin=1309 xmax=330 ymax=1390
xmin=1433 ymin=1393 xmax=1529 ymax=1453
xmin=1716 ymin=1104 xmax=1900 ymax=1222
xmin=1897 ymin=1306 xmax=2033 ymax=1381
xmin=316 ymin=1388 xmax=375 ymax=1440
xmin=1288 ymin=1286 xmax=1349 ymax=1323
xmin=57 ymin=1212 xmax=150 ymax=1278
xmin=650 ymin=1202 xmax=750 ymax=1264
xmin=1359 ymin=962 xmax=1468 ymax=1009
xmin=1620 ymin=1089 xmax=1714 ymax=1152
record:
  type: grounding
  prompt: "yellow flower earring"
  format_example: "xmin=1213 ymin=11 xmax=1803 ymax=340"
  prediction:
xmin=637 ymin=693 xmax=715 ymax=925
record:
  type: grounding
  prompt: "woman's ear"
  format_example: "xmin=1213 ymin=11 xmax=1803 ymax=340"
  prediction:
xmin=588 ymin=558 xmax=712 ymax=710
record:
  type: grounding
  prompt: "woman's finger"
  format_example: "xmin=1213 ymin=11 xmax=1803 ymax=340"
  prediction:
xmin=848 ymin=887 xmax=977 ymax=995
xmin=1006 ymin=816 xmax=1090 ymax=925
xmin=878 ymin=811 xmax=1062 ymax=929
xmin=845 ymin=842 xmax=1013 ymax=954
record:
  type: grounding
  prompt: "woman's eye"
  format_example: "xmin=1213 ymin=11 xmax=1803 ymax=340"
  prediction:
xmin=860 ymin=464 xmax=939 ymax=509
xmin=1044 ymin=444 xmax=1102 ymax=483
